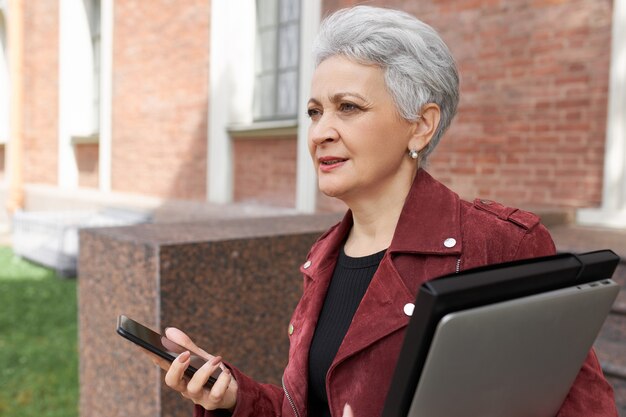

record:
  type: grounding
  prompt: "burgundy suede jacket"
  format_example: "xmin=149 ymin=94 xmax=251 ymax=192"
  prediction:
xmin=196 ymin=170 xmax=617 ymax=417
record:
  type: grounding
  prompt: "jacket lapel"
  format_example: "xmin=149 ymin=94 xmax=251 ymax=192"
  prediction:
xmin=331 ymin=255 xmax=414 ymax=367
xmin=291 ymin=170 xmax=466 ymax=400
xmin=331 ymin=169 xmax=464 ymax=367
xmin=283 ymin=213 xmax=353 ymax=416
xmin=389 ymin=169 xmax=463 ymax=255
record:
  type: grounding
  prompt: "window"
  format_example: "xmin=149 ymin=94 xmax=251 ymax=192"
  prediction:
xmin=254 ymin=0 xmax=300 ymax=121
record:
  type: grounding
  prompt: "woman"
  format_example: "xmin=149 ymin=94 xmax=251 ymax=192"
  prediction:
xmin=147 ymin=6 xmax=618 ymax=417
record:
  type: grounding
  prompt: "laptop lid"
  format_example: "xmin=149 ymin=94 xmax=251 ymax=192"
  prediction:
xmin=383 ymin=250 xmax=620 ymax=417
xmin=407 ymin=278 xmax=618 ymax=417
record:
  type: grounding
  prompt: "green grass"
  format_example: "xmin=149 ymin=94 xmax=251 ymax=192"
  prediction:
xmin=0 ymin=247 xmax=78 ymax=417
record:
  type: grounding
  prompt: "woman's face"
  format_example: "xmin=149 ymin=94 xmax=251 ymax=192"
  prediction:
xmin=307 ymin=55 xmax=419 ymax=203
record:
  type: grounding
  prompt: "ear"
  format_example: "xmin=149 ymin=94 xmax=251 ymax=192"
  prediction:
xmin=408 ymin=103 xmax=441 ymax=153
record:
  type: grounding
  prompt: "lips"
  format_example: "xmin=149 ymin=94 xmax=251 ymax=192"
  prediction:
xmin=319 ymin=156 xmax=347 ymax=165
xmin=318 ymin=156 xmax=347 ymax=173
xmin=321 ymin=159 xmax=346 ymax=165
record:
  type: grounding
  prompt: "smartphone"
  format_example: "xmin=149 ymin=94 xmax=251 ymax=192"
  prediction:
xmin=116 ymin=314 xmax=221 ymax=388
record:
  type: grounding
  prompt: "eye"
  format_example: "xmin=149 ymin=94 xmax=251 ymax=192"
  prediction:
xmin=339 ymin=102 xmax=359 ymax=113
xmin=307 ymin=108 xmax=322 ymax=119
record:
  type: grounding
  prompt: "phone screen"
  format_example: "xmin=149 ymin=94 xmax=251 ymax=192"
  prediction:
xmin=116 ymin=314 xmax=220 ymax=387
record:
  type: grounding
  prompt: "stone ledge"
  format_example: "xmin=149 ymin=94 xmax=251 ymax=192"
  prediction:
xmin=532 ymin=207 xmax=576 ymax=228
xmin=77 ymin=214 xmax=340 ymax=417
xmin=80 ymin=213 xmax=342 ymax=246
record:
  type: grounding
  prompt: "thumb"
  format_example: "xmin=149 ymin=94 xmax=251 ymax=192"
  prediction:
xmin=164 ymin=327 xmax=213 ymax=361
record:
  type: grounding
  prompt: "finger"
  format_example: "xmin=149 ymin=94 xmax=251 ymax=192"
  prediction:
xmin=135 ymin=345 xmax=171 ymax=371
xmin=205 ymin=367 xmax=235 ymax=407
xmin=150 ymin=354 xmax=172 ymax=371
xmin=161 ymin=336 xmax=187 ymax=354
xmin=186 ymin=356 xmax=223 ymax=397
xmin=164 ymin=351 xmax=191 ymax=391
xmin=165 ymin=327 xmax=213 ymax=361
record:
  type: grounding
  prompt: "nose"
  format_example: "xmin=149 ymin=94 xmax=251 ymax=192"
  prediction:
xmin=309 ymin=113 xmax=339 ymax=146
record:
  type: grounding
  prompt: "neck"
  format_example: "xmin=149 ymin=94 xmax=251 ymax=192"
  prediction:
xmin=343 ymin=169 xmax=418 ymax=257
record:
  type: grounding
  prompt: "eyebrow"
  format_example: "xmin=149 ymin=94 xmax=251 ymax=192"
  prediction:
xmin=308 ymin=92 xmax=369 ymax=106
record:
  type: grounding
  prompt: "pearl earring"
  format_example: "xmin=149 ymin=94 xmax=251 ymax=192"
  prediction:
xmin=409 ymin=149 xmax=419 ymax=160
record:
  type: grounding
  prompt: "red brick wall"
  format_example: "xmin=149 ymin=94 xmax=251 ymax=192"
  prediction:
xmin=23 ymin=0 xmax=59 ymax=184
xmin=322 ymin=0 xmax=611 ymax=209
xmin=14 ymin=0 xmax=612 ymax=211
xmin=75 ymin=143 xmax=99 ymax=188
xmin=232 ymin=136 xmax=297 ymax=207
xmin=111 ymin=0 xmax=209 ymax=200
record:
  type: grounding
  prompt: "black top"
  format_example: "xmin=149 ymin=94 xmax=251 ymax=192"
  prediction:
xmin=307 ymin=246 xmax=386 ymax=417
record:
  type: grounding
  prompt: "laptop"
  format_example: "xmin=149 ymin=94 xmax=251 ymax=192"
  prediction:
xmin=383 ymin=250 xmax=620 ymax=417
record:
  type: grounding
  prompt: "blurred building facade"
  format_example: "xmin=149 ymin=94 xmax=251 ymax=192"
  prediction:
xmin=0 ymin=0 xmax=625 ymax=226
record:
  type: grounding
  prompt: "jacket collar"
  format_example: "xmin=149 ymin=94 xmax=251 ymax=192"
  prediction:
xmin=302 ymin=169 xmax=462 ymax=280
xmin=388 ymin=169 xmax=463 ymax=255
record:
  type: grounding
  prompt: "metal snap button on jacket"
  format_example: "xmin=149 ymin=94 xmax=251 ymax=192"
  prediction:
xmin=403 ymin=303 xmax=415 ymax=317
xmin=288 ymin=323 xmax=294 ymax=335
xmin=303 ymin=260 xmax=312 ymax=269
xmin=444 ymin=237 xmax=457 ymax=248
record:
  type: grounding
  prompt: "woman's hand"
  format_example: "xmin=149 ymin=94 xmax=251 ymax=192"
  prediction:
xmin=142 ymin=327 xmax=238 ymax=411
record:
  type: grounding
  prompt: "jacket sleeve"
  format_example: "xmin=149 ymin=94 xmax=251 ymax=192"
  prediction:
xmin=193 ymin=362 xmax=285 ymax=417
xmin=515 ymin=223 xmax=618 ymax=416
xmin=512 ymin=222 xmax=556 ymax=260
xmin=556 ymin=349 xmax=618 ymax=416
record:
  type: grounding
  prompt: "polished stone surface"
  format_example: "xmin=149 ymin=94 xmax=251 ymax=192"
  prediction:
xmin=78 ymin=214 xmax=341 ymax=417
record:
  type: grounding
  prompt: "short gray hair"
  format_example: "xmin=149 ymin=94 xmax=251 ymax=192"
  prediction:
xmin=313 ymin=6 xmax=459 ymax=163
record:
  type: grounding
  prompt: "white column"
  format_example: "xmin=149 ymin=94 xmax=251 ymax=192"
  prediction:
xmin=58 ymin=0 xmax=94 ymax=188
xmin=207 ymin=1 xmax=255 ymax=204
xmin=0 ymin=8 xmax=9 ymax=147
xmin=6 ymin=0 xmax=25 ymax=212
xmin=577 ymin=0 xmax=626 ymax=228
xmin=98 ymin=0 xmax=113 ymax=192
xmin=295 ymin=0 xmax=321 ymax=213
